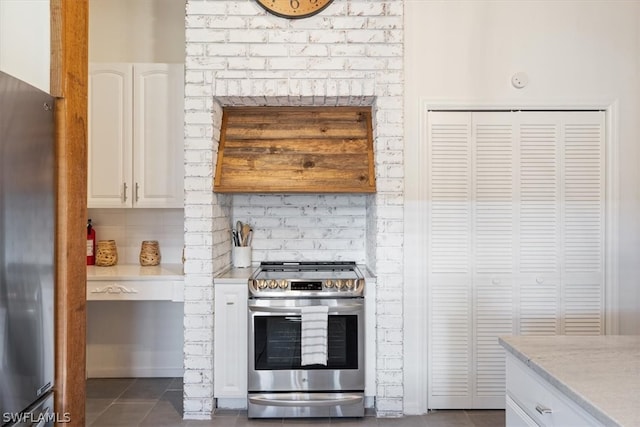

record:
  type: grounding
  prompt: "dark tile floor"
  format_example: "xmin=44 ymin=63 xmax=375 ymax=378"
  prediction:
xmin=86 ymin=378 xmax=505 ymax=427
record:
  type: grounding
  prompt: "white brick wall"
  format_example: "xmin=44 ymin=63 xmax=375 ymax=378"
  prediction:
xmin=184 ymin=0 xmax=404 ymax=418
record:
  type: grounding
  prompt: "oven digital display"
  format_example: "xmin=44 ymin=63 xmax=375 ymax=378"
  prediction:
xmin=290 ymin=281 xmax=323 ymax=291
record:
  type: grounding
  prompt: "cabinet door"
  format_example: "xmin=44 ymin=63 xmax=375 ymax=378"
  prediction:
xmin=88 ymin=63 xmax=133 ymax=208
xmin=472 ymin=114 xmax=517 ymax=408
xmin=132 ymin=63 xmax=184 ymax=208
xmin=560 ymin=113 xmax=605 ymax=335
xmin=214 ymin=284 xmax=248 ymax=398
xmin=427 ymin=112 xmax=473 ymax=409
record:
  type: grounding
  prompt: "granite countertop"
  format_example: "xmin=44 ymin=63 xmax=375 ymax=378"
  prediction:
xmin=87 ymin=264 xmax=184 ymax=281
xmin=499 ymin=335 xmax=640 ymax=427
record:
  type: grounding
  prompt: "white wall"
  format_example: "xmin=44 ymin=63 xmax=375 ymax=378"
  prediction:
xmin=89 ymin=0 xmax=185 ymax=63
xmin=87 ymin=208 xmax=184 ymax=265
xmin=0 ymin=0 xmax=50 ymax=92
xmin=87 ymin=301 xmax=184 ymax=377
xmin=404 ymin=0 xmax=640 ymax=414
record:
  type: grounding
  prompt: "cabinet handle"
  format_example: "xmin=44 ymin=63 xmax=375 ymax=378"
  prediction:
xmin=135 ymin=182 xmax=140 ymax=202
xmin=226 ymin=301 xmax=235 ymax=305
xmin=535 ymin=404 xmax=552 ymax=415
xmin=123 ymin=182 xmax=128 ymax=202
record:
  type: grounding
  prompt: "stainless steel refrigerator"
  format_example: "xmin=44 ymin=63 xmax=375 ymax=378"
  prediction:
xmin=0 ymin=71 xmax=56 ymax=426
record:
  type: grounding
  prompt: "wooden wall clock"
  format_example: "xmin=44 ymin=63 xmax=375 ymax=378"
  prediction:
xmin=255 ymin=0 xmax=334 ymax=19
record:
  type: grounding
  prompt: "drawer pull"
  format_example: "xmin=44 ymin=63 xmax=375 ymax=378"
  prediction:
xmin=226 ymin=301 xmax=235 ymax=305
xmin=535 ymin=404 xmax=552 ymax=415
xmin=91 ymin=285 xmax=138 ymax=294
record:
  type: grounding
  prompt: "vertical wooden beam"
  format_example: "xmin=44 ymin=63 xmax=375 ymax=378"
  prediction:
xmin=50 ymin=0 xmax=88 ymax=425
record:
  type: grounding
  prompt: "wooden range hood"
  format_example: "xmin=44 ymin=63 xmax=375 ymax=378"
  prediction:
xmin=213 ymin=106 xmax=376 ymax=193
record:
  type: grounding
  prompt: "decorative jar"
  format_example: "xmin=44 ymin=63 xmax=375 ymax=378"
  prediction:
xmin=139 ymin=240 xmax=161 ymax=266
xmin=95 ymin=240 xmax=118 ymax=267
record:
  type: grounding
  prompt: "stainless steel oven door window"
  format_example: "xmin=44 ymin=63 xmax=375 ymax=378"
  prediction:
xmin=248 ymin=298 xmax=364 ymax=393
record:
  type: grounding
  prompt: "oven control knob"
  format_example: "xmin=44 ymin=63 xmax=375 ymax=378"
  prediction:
xmin=268 ymin=280 xmax=278 ymax=289
xmin=256 ymin=279 xmax=267 ymax=289
xmin=335 ymin=280 xmax=345 ymax=290
xmin=346 ymin=279 xmax=355 ymax=289
xmin=278 ymin=279 xmax=288 ymax=289
xmin=325 ymin=280 xmax=334 ymax=288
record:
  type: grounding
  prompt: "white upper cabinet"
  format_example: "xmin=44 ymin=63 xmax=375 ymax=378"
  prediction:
xmin=0 ymin=0 xmax=50 ymax=92
xmin=88 ymin=62 xmax=184 ymax=208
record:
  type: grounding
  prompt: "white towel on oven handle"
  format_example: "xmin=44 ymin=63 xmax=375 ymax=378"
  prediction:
xmin=300 ymin=305 xmax=329 ymax=366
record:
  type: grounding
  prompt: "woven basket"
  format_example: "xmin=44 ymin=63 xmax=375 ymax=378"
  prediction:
xmin=139 ymin=240 xmax=161 ymax=266
xmin=95 ymin=240 xmax=118 ymax=266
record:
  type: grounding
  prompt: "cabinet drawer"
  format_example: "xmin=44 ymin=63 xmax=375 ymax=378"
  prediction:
xmin=506 ymin=395 xmax=538 ymax=427
xmin=506 ymin=354 xmax=603 ymax=427
xmin=87 ymin=280 xmax=183 ymax=301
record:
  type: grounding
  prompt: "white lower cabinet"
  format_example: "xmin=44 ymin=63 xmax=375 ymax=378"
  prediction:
xmin=505 ymin=354 xmax=603 ymax=427
xmin=506 ymin=395 xmax=539 ymax=427
xmin=214 ymin=283 xmax=248 ymax=404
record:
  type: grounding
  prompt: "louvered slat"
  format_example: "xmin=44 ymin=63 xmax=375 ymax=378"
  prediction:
xmin=563 ymin=122 xmax=603 ymax=273
xmin=474 ymin=120 xmax=513 ymax=275
xmin=519 ymin=123 xmax=559 ymax=274
xmin=475 ymin=282 xmax=512 ymax=398
xmin=564 ymin=281 xmax=603 ymax=335
xmin=430 ymin=284 xmax=471 ymax=398
xmin=520 ymin=282 xmax=559 ymax=335
xmin=429 ymin=114 xmax=471 ymax=274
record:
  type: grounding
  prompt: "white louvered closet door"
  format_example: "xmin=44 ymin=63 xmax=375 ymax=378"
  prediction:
xmin=426 ymin=110 xmax=605 ymax=410
xmin=560 ymin=112 xmax=605 ymax=335
xmin=517 ymin=113 xmax=562 ymax=336
xmin=427 ymin=112 xmax=473 ymax=409
xmin=472 ymin=113 xmax=517 ymax=409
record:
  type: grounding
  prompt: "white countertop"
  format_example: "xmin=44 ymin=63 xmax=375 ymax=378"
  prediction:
xmin=87 ymin=264 xmax=184 ymax=281
xmin=499 ymin=335 xmax=640 ymax=427
xmin=214 ymin=265 xmax=257 ymax=284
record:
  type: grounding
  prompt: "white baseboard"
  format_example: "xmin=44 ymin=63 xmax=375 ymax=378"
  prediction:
xmin=216 ymin=398 xmax=247 ymax=409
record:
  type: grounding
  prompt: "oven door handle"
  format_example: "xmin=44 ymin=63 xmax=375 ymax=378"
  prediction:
xmin=248 ymin=304 xmax=362 ymax=314
xmin=248 ymin=393 xmax=363 ymax=408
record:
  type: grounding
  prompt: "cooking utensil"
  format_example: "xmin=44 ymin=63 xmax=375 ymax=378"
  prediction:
xmin=236 ymin=221 xmax=243 ymax=245
xmin=241 ymin=223 xmax=252 ymax=246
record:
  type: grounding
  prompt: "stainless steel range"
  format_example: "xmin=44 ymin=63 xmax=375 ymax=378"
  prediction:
xmin=247 ymin=261 xmax=365 ymax=418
